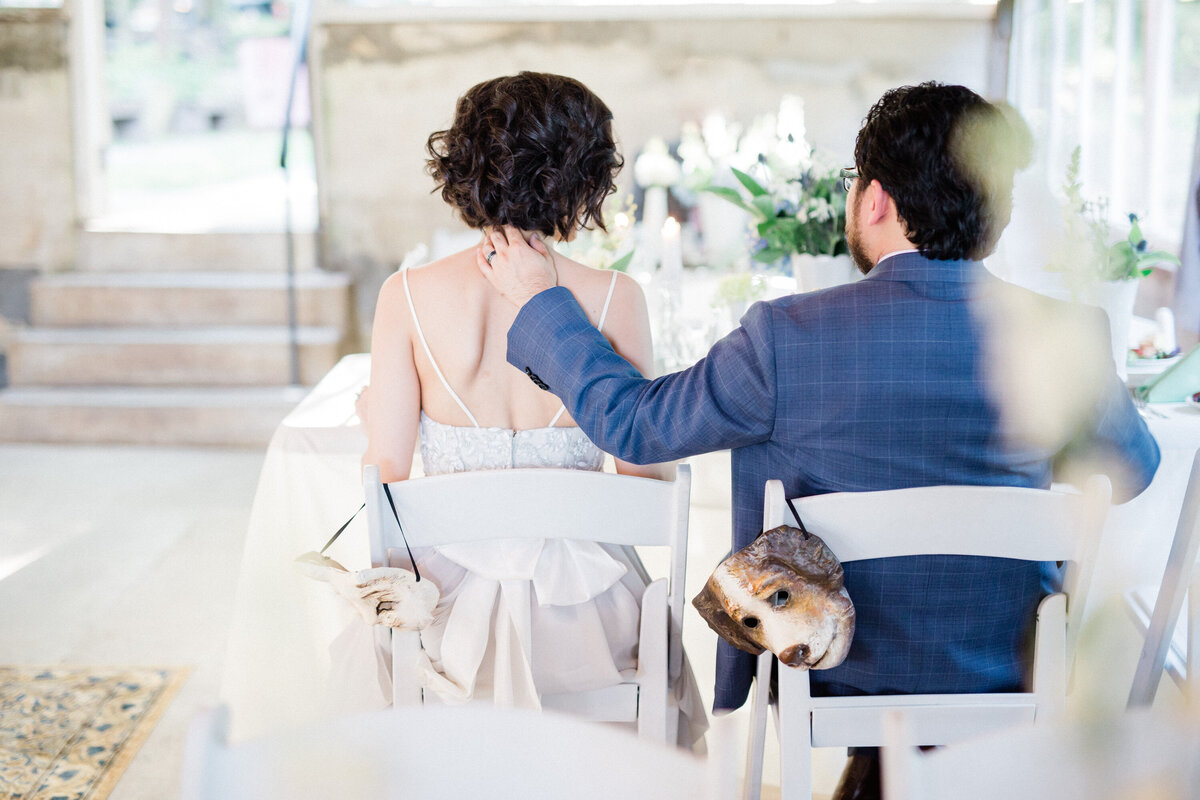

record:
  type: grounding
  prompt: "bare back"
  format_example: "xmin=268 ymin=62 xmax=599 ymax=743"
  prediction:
xmin=362 ymin=240 xmax=659 ymax=481
xmin=405 ymin=249 xmax=627 ymax=430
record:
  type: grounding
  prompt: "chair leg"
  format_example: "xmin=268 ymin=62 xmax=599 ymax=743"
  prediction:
xmin=391 ymin=629 xmax=424 ymax=707
xmin=776 ymin=663 xmax=813 ymax=800
xmin=880 ymin=711 xmax=914 ymax=800
xmin=1187 ymin=579 xmax=1199 ymax=705
xmin=742 ymin=652 xmax=772 ymax=800
xmin=1032 ymin=592 xmax=1067 ymax=721
xmin=636 ymin=578 xmax=669 ymax=743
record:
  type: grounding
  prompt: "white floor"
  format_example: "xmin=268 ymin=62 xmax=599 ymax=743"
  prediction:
xmin=1 ymin=445 xmax=844 ymax=799
xmin=0 ymin=445 xmax=266 ymax=800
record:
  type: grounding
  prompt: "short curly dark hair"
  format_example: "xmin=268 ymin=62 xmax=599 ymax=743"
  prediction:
xmin=853 ymin=82 xmax=1032 ymax=261
xmin=426 ymin=72 xmax=623 ymax=239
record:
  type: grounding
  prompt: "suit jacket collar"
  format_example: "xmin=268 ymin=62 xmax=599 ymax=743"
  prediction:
xmin=863 ymin=250 xmax=985 ymax=284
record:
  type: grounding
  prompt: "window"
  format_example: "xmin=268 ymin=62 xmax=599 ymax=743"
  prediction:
xmin=1009 ymin=0 xmax=1200 ymax=246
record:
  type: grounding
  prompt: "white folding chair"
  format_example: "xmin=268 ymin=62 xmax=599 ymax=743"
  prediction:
xmin=743 ymin=476 xmax=1112 ymax=800
xmin=1125 ymin=448 xmax=1200 ymax=707
xmin=362 ymin=464 xmax=692 ymax=744
xmin=180 ymin=703 xmax=710 ymax=800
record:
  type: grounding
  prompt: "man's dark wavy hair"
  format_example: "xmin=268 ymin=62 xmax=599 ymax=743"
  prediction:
xmin=853 ymin=82 xmax=1033 ymax=261
xmin=426 ymin=72 xmax=622 ymax=239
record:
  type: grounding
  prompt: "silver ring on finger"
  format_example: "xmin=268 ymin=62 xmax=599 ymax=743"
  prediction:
xmin=486 ymin=250 xmax=497 ymax=266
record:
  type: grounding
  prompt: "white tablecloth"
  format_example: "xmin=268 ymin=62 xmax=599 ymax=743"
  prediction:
xmin=220 ymin=354 xmax=379 ymax=741
xmin=220 ymin=352 xmax=1200 ymax=739
xmin=1088 ymin=403 xmax=1200 ymax=618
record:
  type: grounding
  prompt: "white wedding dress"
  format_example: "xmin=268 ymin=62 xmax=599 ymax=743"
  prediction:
xmin=411 ymin=411 xmax=649 ymax=707
xmin=387 ymin=268 xmax=712 ymax=729
xmin=328 ymin=268 xmax=704 ymax=742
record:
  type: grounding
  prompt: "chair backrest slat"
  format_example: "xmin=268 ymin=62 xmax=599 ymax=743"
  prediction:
xmin=765 ymin=476 xmax=1111 ymax=673
xmin=366 ymin=466 xmax=683 ymax=552
xmin=770 ymin=479 xmax=1111 ymax=564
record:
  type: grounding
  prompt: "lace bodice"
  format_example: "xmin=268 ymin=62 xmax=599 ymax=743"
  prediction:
xmin=418 ymin=412 xmax=604 ymax=475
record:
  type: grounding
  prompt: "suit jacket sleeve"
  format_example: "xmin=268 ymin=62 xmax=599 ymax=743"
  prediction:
xmin=1069 ymin=373 xmax=1161 ymax=503
xmin=507 ymin=287 xmax=777 ymax=464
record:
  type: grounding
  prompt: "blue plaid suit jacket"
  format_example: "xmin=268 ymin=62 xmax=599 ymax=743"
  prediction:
xmin=507 ymin=252 xmax=1160 ymax=710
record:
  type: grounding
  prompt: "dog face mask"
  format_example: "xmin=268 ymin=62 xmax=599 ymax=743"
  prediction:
xmin=692 ymin=525 xmax=855 ymax=669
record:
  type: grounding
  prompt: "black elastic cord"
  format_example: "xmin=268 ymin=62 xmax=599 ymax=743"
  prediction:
xmin=785 ymin=497 xmax=812 ymax=540
xmin=318 ymin=488 xmax=421 ymax=580
xmin=382 ymin=482 xmax=422 ymax=581
xmin=320 ymin=503 xmax=365 ymax=555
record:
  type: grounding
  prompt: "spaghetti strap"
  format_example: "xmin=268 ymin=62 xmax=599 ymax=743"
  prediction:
xmin=547 ymin=270 xmax=620 ymax=428
xmin=402 ymin=267 xmax=481 ymax=428
xmin=596 ymin=270 xmax=619 ymax=334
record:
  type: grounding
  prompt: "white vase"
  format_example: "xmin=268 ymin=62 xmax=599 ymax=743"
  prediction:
xmin=697 ymin=193 xmax=750 ymax=270
xmin=793 ymin=253 xmax=856 ymax=293
xmin=1081 ymin=279 xmax=1139 ymax=380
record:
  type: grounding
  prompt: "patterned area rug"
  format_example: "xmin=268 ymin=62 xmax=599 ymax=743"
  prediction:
xmin=0 ymin=666 xmax=188 ymax=800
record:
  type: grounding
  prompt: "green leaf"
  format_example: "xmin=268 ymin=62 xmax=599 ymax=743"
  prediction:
xmin=704 ymin=185 xmax=753 ymax=212
xmin=752 ymin=247 xmax=788 ymax=263
xmin=731 ymin=167 xmax=768 ymax=198
xmin=752 ymin=195 xmax=776 ymax=219
xmin=1139 ymin=248 xmax=1180 ymax=266
xmin=607 ymin=250 xmax=634 ymax=273
xmin=1128 ymin=217 xmax=1143 ymax=245
xmin=772 ymin=217 xmax=800 ymax=234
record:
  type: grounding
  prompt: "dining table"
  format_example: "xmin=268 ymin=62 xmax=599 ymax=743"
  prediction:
xmin=219 ymin=330 xmax=1200 ymax=740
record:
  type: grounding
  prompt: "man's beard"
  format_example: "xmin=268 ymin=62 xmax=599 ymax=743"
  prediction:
xmin=845 ymin=195 xmax=873 ymax=275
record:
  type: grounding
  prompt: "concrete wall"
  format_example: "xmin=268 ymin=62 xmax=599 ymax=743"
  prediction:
xmin=0 ymin=7 xmax=76 ymax=274
xmin=310 ymin=6 xmax=996 ymax=321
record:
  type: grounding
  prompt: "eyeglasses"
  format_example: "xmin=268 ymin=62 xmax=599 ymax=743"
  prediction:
xmin=840 ymin=167 xmax=859 ymax=193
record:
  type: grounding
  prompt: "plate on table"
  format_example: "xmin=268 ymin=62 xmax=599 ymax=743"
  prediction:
xmin=1126 ymin=352 xmax=1180 ymax=379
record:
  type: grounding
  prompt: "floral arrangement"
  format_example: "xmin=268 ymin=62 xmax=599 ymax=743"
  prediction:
xmin=1055 ymin=147 xmax=1179 ymax=283
xmin=708 ymin=164 xmax=848 ymax=264
xmin=700 ymin=97 xmax=849 ymax=264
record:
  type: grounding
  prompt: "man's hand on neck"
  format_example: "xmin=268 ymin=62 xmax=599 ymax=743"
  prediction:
xmin=477 ymin=225 xmax=559 ymax=308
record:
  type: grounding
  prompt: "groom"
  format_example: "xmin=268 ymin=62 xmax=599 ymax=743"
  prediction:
xmin=479 ymin=82 xmax=1159 ymax=789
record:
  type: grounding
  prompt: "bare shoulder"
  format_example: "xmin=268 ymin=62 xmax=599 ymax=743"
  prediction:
xmin=555 ymin=255 xmax=648 ymax=325
xmin=373 ymin=268 xmax=411 ymax=332
xmin=374 ymin=252 xmax=469 ymax=331
xmin=602 ymin=270 xmax=650 ymax=330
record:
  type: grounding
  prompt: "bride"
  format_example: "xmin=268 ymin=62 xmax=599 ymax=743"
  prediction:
xmin=359 ymin=72 xmax=693 ymax=721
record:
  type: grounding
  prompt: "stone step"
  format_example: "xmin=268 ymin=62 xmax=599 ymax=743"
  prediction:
xmin=77 ymin=230 xmax=318 ymax=272
xmin=0 ymin=386 xmax=308 ymax=446
xmin=30 ymin=270 xmax=351 ymax=327
xmin=9 ymin=326 xmax=343 ymax=387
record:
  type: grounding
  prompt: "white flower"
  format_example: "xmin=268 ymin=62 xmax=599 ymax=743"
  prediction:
xmin=808 ymin=149 xmax=842 ymax=176
xmin=775 ymin=180 xmax=803 ymax=209
xmin=731 ymin=113 xmax=777 ymax=173
xmin=678 ymin=122 xmax=711 ymax=171
xmin=634 ymin=137 xmax=682 ymax=188
xmin=772 ymin=95 xmax=813 ymax=176
xmin=701 ymin=113 xmax=741 ymax=163
xmin=807 ymin=197 xmax=835 ymax=223
xmin=778 ymin=96 xmax=806 ymax=140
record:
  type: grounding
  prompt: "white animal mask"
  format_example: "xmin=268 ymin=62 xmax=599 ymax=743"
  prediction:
xmin=692 ymin=525 xmax=854 ymax=669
